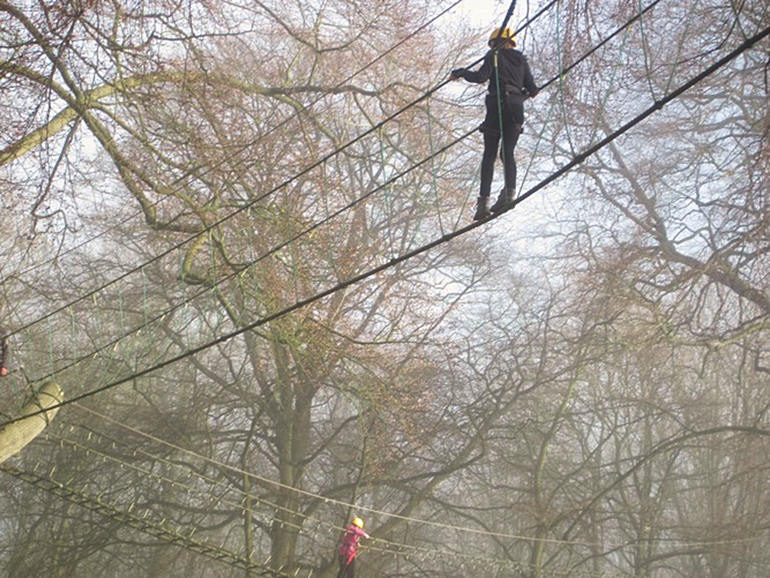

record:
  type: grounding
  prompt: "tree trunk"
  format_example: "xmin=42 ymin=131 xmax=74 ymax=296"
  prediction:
xmin=0 ymin=381 xmax=62 ymax=464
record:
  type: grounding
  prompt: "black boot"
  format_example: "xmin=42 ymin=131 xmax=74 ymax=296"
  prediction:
xmin=490 ymin=188 xmax=513 ymax=213
xmin=473 ymin=196 xmax=491 ymax=221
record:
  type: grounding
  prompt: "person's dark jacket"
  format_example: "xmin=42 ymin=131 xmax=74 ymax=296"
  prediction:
xmin=454 ymin=47 xmax=539 ymax=100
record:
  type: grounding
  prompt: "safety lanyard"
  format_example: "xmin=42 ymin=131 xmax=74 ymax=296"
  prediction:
xmin=493 ymin=49 xmax=506 ymax=160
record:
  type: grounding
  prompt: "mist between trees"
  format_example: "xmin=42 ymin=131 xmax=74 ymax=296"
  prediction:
xmin=0 ymin=0 xmax=768 ymax=576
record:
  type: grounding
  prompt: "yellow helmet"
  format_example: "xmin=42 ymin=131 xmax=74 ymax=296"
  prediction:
xmin=352 ymin=517 xmax=364 ymax=529
xmin=488 ymin=27 xmax=516 ymax=47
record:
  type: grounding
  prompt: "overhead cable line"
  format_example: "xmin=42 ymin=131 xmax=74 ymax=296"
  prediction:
xmin=2 ymin=0 xmax=467 ymax=287
xmin=11 ymin=6 xmax=559 ymax=379
xmin=14 ymin=0 xmax=757 ymax=412
xmin=28 ymin=126 xmax=476 ymax=384
xmin=39 ymin=427 xmax=535 ymax=574
xmin=35 ymin=417 xmax=543 ymax=571
xmin=65 ymin=404 xmax=614 ymax=548
xmin=45 ymin=429 xmax=331 ymax=535
xmin=66 ymin=394 xmax=770 ymax=550
xmin=7 ymin=20 xmax=767 ymax=425
xmin=539 ymin=0 xmax=664 ymax=91
xmin=360 ymin=539 xmax=611 ymax=578
xmin=7 ymin=0 xmax=562 ymax=341
xmin=3 ymin=445 xmax=579 ymax=578
xmin=0 ymin=463 xmax=289 ymax=577
xmin=26 ymin=0 xmax=669 ymax=389
xmin=60 ymin=412 xmax=571 ymax=552
xmin=16 ymin=438 xmax=754 ymax=578
xmin=4 ymin=0 xmax=469 ymax=324
xmin=12 ymin=0 xmax=672 ymax=392
xmin=53 ymin=405 xmax=606 ymax=555
xmin=31 ymin=0 xmax=651 ymax=386
xmin=500 ymin=31 xmax=770 ymax=214
xmin=69 ymin=405 xmax=770 ymax=555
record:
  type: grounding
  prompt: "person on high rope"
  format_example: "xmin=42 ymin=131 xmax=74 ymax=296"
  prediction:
xmin=336 ymin=516 xmax=370 ymax=578
xmin=450 ymin=26 xmax=539 ymax=220
xmin=0 ymin=326 xmax=9 ymax=377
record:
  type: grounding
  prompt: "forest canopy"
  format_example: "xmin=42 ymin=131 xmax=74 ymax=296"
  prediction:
xmin=1 ymin=0 xmax=768 ymax=576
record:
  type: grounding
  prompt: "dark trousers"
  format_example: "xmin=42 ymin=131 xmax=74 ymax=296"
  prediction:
xmin=479 ymin=93 xmax=523 ymax=198
xmin=337 ymin=554 xmax=355 ymax=578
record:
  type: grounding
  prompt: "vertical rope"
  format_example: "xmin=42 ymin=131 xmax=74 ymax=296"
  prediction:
xmin=425 ymin=99 xmax=446 ymax=235
xmin=493 ymin=48 xmax=508 ymax=192
xmin=47 ymin=316 xmax=55 ymax=373
xmin=209 ymin=230 xmax=216 ymax=285
xmin=556 ymin=0 xmax=577 ymax=157
xmin=118 ymin=290 xmax=126 ymax=336
xmin=637 ymin=0 xmax=658 ymax=99
xmin=141 ymin=267 xmax=148 ymax=327
xmin=377 ymin=126 xmax=396 ymax=260
xmin=69 ymin=306 xmax=77 ymax=361
xmin=517 ymin=98 xmax=555 ymax=197
xmin=587 ymin=24 xmax=631 ymax=144
xmin=663 ymin=0 xmax=698 ymax=94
